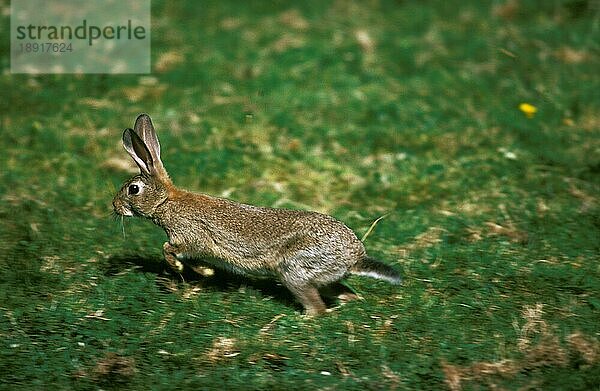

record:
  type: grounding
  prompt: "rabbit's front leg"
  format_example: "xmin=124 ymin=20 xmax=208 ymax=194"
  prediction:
xmin=163 ymin=242 xmax=184 ymax=273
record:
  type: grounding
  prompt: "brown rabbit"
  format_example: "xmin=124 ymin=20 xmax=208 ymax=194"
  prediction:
xmin=113 ymin=114 xmax=401 ymax=315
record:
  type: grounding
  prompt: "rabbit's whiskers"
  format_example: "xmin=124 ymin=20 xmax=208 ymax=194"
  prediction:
xmin=110 ymin=209 xmax=127 ymax=238
xmin=120 ymin=215 xmax=126 ymax=239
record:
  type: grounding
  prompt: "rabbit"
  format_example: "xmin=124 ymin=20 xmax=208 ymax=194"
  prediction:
xmin=112 ymin=114 xmax=401 ymax=315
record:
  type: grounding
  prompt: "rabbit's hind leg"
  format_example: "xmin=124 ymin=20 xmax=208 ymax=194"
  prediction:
xmin=283 ymin=281 xmax=327 ymax=316
xmin=320 ymin=281 xmax=360 ymax=303
xmin=278 ymin=249 xmax=349 ymax=315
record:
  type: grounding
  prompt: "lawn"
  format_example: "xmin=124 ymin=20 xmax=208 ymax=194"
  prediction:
xmin=0 ymin=0 xmax=599 ymax=389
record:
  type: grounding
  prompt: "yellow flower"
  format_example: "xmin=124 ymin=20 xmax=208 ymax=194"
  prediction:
xmin=519 ymin=103 xmax=537 ymax=118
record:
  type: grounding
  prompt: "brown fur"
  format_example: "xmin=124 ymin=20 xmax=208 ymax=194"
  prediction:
xmin=113 ymin=114 xmax=400 ymax=315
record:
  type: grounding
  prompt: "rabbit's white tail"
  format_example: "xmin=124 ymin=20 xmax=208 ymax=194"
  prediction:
xmin=350 ymin=257 xmax=402 ymax=284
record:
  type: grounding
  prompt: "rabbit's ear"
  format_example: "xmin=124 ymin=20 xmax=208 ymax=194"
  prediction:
xmin=123 ymin=128 xmax=153 ymax=176
xmin=134 ymin=114 xmax=160 ymax=157
xmin=133 ymin=114 xmax=167 ymax=174
xmin=130 ymin=114 xmax=170 ymax=181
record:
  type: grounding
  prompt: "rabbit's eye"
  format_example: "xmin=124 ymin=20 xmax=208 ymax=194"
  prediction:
xmin=128 ymin=184 xmax=140 ymax=195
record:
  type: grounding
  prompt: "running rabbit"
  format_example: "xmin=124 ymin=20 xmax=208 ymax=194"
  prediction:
xmin=112 ymin=114 xmax=401 ymax=315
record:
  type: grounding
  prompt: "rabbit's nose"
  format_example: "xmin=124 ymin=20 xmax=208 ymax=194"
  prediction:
xmin=112 ymin=199 xmax=133 ymax=216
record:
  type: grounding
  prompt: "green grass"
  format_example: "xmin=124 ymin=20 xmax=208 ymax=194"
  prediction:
xmin=1 ymin=0 xmax=599 ymax=389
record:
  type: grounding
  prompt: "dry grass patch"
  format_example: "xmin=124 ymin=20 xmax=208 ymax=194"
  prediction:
xmin=155 ymin=51 xmax=185 ymax=72
xmin=73 ymin=352 xmax=137 ymax=383
xmin=205 ymin=337 xmax=240 ymax=363
xmin=567 ymin=332 xmax=599 ymax=366
xmin=397 ymin=226 xmax=445 ymax=258
xmin=442 ymin=304 xmax=599 ymax=390
xmin=442 ymin=359 xmax=517 ymax=391
xmin=278 ymin=9 xmax=309 ymax=30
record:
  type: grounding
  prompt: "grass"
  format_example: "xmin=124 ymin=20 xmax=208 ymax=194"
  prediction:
xmin=1 ymin=0 xmax=599 ymax=389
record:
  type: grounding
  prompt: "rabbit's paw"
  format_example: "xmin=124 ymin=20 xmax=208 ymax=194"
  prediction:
xmin=163 ymin=242 xmax=184 ymax=273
